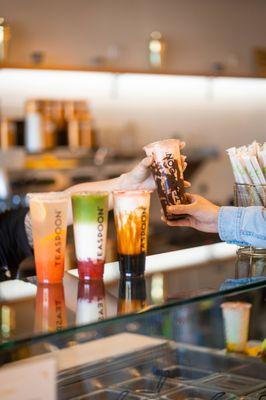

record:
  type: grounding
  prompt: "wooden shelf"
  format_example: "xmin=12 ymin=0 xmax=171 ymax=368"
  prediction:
xmin=0 ymin=62 xmax=264 ymax=79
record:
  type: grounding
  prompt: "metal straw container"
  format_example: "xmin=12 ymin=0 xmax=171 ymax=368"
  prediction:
xmin=234 ymin=183 xmax=266 ymax=278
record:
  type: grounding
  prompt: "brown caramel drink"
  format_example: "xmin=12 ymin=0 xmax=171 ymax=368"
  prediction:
xmin=113 ymin=190 xmax=151 ymax=278
xmin=144 ymin=139 xmax=188 ymax=220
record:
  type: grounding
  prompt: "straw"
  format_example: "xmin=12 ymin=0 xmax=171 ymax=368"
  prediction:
xmin=227 ymin=141 xmax=266 ymax=206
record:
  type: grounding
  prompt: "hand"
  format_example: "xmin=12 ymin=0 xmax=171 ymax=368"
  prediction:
xmin=162 ymin=194 xmax=220 ymax=233
xmin=120 ymin=141 xmax=189 ymax=191
xmin=120 ymin=157 xmax=156 ymax=191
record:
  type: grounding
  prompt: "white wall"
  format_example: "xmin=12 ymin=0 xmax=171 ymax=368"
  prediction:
xmin=0 ymin=68 xmax=266 ymax=203
xmin=2 ymin=0 xmax=266 ymax=73
xmin=1 ymin=0 xmax=266 ymax=203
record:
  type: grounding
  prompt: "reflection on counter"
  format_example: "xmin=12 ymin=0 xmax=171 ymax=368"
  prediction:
xmin=117 ymin=278 xmax=147 ymax=315
xmin=0 ymin=243 xmax=265 ymax=347
xmin=76 ymin=280 xmax=106 ymax=325
xmin=34 ymin=283 xmax=67 ymax=334
xmin=221 ymin=301 xmax=252 ymax=353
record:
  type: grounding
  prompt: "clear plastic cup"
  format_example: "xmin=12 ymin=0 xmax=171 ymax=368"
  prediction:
xmin=113 ymin=190 xmax=151 ymax=278
xmin=71 ymin=191 xmax=109 ymax=281
xmin=28 ymin=192 xmax=69 ymax=284
xmin=221 ymin=301 xmax=252 ymax=352
xmin=143 ymin=139 xmax=187 ymax=220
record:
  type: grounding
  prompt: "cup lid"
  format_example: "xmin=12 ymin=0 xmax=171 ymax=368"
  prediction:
xmin=27 ymin=191 xmax=69 ymax=201
xmin=113 ymin=189 xmax=152 ymax=196
xmin=71 ymin=191 xmax=109 ymax=197
xmin=220 ymin=301 xmax=252 ymax=309
xmin=143 ymin=138 xmax=181 ymax=151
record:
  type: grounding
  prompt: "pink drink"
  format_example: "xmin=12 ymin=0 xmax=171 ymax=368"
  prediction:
xmin=71 ymin=192 xmax=109 ymax=281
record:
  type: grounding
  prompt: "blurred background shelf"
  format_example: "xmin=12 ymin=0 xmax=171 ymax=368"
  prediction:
xmin=0 ymin=63 xmax=265 ymax=79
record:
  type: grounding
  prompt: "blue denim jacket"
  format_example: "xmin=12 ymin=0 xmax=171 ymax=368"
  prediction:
xmin=218 ymin=206 xmax=266 ymax=248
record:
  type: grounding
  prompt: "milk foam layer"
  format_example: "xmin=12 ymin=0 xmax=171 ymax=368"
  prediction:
xmin=114 ymin=194 xmax=150 ymax=214
xmin=73 ymin=223 xmax=107 ymax=261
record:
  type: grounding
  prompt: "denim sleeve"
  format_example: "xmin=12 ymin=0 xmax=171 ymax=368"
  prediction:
xmin=218 ymin=206 xmax=266 ymax=248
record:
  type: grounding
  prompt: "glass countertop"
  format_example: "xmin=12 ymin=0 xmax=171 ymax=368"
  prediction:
xmin=0 ymin=242 xmax=265 ymax=349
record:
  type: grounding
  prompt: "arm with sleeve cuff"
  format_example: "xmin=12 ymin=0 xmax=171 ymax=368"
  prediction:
xmin=218 ymin=206 xmax=266 ymax=248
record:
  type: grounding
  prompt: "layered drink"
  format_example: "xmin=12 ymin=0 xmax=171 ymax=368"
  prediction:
xmin=71 ymin=191 xmax=109 ymax=280
xmin=113 ymin=190 xmax=151 ymax=278
xmin=28 ymin=192 xmax=69 ymax=284
xmin=143 ymin=138 xmax=187 ymax=220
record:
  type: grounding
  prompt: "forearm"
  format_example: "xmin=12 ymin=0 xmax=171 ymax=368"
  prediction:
xmin=218 ymin=206 xmax=266 ymax=248
xmin=24 ymin=212 xmax=33 ymax=247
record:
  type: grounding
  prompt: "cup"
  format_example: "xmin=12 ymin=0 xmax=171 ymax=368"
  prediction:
xmin=28 ymin=192 xmax=69 ymax=284
xmin=76 ymin=280 xmax=106 ymax=325
xmin=117 ymin=277 xmax=147 ymax=314
xmin=113 ymin=190 xmax=151 ymax=278
xmin=221 ymin=301 xmax=252 ymax=352
xmin=34 ymin=283 xmax=67 ymax=333
xmin=71 ymin=191 xmax=109 ymax=281
xmin=143 ymin=139 xmax=187 ymax=220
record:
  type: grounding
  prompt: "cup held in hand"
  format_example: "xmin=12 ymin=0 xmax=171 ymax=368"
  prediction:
xmin=143 ymin=139 xmax=188 ymax=220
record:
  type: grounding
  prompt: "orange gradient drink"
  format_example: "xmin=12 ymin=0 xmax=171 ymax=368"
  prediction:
xmin=28 ymin=192 xmax=69 ymax=284
xmin=113 ymin=190 xmax=151 ymax=278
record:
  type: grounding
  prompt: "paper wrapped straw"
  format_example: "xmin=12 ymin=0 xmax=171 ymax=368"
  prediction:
xmin=227 ymin=147 xmax=252 ymax=184
xmin=258 ymin=144 xmax=266 ymax=177
xmin=227 ymin=141 xmax=266 ymax=206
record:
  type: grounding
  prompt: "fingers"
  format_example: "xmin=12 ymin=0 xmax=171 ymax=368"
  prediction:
xmin=180 ymin=141 xmax=186 ymax=150
xmin=132 ymin=157 xmax=152 ymax=174
xmin=167 ymin=197 xmax=196 ymax=215
xmin=184 ymin=180 xmax=191 ymax=188
xmin=139 ymin=156 xmax=153 ymax=168
xmin=181 ymin=155 xmax=187 ymax=171
xmin=161 ymin=214 xmax=193 ymax=227
xmin=185 ymin=193 xmax=196 ymax=203
xmin=167 ymin=217 xmax=192 ymax=227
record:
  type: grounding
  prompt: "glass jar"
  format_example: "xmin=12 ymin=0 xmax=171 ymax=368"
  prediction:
xmin=235 ymin=247 xmax=266 ymax=278
xmin=234 ymin=183 xmax=266 ymax=264
xmin=234 ymin=183 xmax=266 ymax=207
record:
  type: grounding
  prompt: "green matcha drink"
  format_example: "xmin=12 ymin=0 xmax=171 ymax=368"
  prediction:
xmin=71 ymin=192 xmax=109 ymax=280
